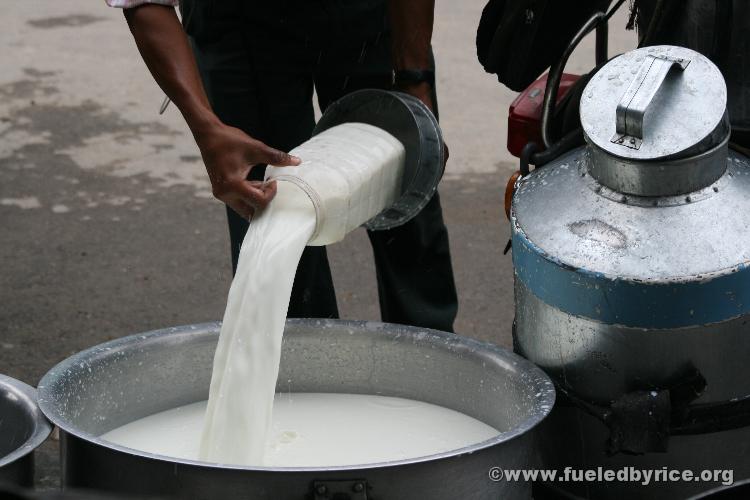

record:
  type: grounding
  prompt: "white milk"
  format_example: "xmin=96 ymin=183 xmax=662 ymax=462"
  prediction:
xmin=102 ymin=393 xmax=499 ymax=467
xmin=198 ymin=180 xmax=316 ymax=465
xmin=267 ymin=123 xmax=405 ymax=246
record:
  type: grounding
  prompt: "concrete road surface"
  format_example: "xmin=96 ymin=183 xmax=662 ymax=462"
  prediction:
xmin=0 ymin=0 xmax=635 ymax=489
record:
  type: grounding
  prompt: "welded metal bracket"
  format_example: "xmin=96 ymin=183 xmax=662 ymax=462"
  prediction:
xmin=610 ymin=54 xmax=691 ymax=150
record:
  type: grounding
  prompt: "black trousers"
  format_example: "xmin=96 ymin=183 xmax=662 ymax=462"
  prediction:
xmin=192 ymin=25 xmax=458 ymax=332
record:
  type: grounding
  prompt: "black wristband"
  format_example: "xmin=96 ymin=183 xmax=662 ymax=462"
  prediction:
xmin=394 ymin=69 xmax=435 ymax=88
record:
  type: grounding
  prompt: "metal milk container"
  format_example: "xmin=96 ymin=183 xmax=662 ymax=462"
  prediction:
xmin=510 ymin=45 xmax=750 ymax=499
xmin=266 ymin=89 xmax=445 ymax=246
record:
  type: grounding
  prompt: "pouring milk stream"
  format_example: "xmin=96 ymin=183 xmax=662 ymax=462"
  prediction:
xmin=103 ymin=99 xmax=499 ymax=466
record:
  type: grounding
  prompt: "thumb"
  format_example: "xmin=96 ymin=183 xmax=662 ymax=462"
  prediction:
xmin=248 ymin=140 xmax=301 ymax=167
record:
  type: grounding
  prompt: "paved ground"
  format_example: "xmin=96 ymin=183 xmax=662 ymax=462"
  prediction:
xmin=0 ymin=0 xmax=636 ymax=491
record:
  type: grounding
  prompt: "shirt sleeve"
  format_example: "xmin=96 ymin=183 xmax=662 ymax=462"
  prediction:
xmin=105 ymin=0 xmax=178 ymax=8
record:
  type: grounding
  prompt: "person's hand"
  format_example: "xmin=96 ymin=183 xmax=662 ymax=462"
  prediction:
xmin=122 ymin=6 xmax=299 ymax=219
xmin=397 ymin=81 xmax=450 ymax=166
xmin=195 ymin=123 xmax=300 ymax=219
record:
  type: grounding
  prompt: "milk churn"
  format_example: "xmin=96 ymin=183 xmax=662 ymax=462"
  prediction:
xmin=510 ymin=45 xmax=750 ymax=499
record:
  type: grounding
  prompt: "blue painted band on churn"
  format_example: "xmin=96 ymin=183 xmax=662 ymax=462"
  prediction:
xmin=511 ymin=227 xmax=750 ymax=329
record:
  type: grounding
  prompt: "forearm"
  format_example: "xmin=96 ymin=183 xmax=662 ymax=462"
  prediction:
xmin=115 ymin=3 xmax=296 ymax=217
xmin=123 ymin=5 xmax=219 ymax=136
xmin=387 ymin=0 xmax=434 ymax=70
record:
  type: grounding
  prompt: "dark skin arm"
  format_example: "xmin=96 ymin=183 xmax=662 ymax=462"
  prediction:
xmin=387 ymin=0 xmax=448 ymax=162
xmin=123 ymin=5 xmax=300 ymax=220
xmin=387 ymin=0 xmax=435 ymax=109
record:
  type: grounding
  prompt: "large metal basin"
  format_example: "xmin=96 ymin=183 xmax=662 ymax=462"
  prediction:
xmin=0 ymin=374 xmax=52 ymax=488
xmin=38 ymin=320 xmax=554 ymax=499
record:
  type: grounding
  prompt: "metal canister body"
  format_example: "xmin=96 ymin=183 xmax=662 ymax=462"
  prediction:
xmin=511 ymin=46 xmax=750 ymax=498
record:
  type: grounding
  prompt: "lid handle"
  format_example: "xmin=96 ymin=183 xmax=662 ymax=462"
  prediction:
xmin=611 ymin=55 xmax=690 ymax=149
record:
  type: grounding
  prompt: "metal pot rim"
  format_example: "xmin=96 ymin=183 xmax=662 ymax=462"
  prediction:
xmin=38 ymin=319 xmax=555 ymax=472
xmin=0 ymin=374 xmax=53 ymax=468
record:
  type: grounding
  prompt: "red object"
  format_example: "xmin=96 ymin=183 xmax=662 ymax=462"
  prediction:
xmin=507 ymin=73 xmax=580 ymax=157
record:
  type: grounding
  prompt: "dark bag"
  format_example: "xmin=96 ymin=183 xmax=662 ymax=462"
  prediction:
xmin=476 ymin=0 xmax=612 ymax=91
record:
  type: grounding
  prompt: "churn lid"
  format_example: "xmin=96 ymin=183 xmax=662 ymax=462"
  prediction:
xmin=581 ymin=45 xmax=728 ymax=162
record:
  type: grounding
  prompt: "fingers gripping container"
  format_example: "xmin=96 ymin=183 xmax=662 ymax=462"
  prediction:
xmin=265 ymin=89 xmax=445 ymax=246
